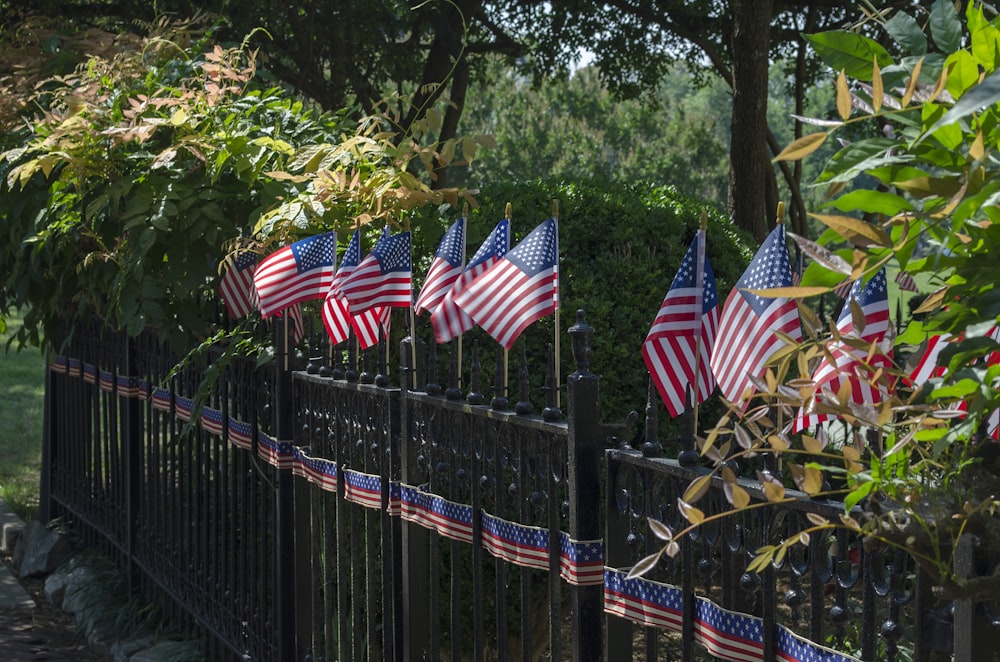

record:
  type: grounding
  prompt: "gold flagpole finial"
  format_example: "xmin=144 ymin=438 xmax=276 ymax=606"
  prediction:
xmin=700 ymin=210 xmax=708 ymax=232
xmin=776 ymin=201 xmax=785 ymax=227
xmin=462 ymin=201 xmax=469 ymax=218
xmin=552 ymin=199 xmax=559 ymax=219
xmin=505 ymin=202 xmax=512 ymax=220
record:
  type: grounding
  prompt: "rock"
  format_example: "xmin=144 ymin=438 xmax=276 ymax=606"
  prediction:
xmin=61 ymin=565 xmax=95 ymax=615
xmin=128 ymin=640 xmax=201 ymax=661
xmin=43 ymin=569 xmax=70 ymax=607
xmin=14 ymin=520 xmax=71 ymax=577
xmin=112 ymin=635 xmax=155 ymax=662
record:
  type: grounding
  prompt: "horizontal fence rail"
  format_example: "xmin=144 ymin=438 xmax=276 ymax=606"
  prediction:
xmin=41 ymin=311 xmax=996 ymax=660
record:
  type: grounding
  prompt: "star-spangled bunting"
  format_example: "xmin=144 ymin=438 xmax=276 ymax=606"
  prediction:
xmin=343 ymin=469 xmax=385 ymax=510
xmin=339 ymin=229 xmax=412 ymax=315
xmin=710 ymin=224 xmax=801 ymax=404
xmin=481 ymin=513 xmax=549 ymax=569
xmin=218 ymin=250 xmax=258 ymax=319
xmin=431 ymin=218 xmax=511 ymax=343
xmin=322 ymin=230 xmax=389 ymax=349
xmin=603 ymin=568 xmax=860 ymax=662
xmin=642 ymin=230 xmax=719 ymax=417
xmin=398 ymin=484 xmax=475 ymax=544
xmin=414 ymin=217 xmax=466 ymax=316
xmin=453 ymin=218 xmax=558 ymax=349
xmin=794 ymin=269 xmax=894 ymax=432
xmin=253 ymin=232 xmax=336 ymax=317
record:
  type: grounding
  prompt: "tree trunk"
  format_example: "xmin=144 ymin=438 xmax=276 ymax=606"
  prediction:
xmin=729 ymin=0 xmax=774 ymax=243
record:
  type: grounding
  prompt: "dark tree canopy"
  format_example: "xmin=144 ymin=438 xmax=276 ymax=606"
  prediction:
xmin=3 ymin=0 xmax=920 ymax=239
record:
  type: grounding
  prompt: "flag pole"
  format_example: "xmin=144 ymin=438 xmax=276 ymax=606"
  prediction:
xmin=458 ymin=204 xmax=469 ymax=390
xmin=691 ymin=211 xmax=708 ymax=429
xmin=552 ymin=199 xmax=561 ymax=409
xmin=500 ymin=202 xmax=513 ymax=395
xmin=405 ymin=219 xmax=418 ymax=390
xmin=774 ymin=202 xmax=786 ymax=473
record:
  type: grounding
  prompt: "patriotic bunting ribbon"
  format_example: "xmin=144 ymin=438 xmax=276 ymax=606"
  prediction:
xmin=603 ymin=568 xmax=860 ymax=662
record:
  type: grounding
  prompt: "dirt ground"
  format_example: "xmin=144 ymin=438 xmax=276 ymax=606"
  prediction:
xmin=0 ymin=553 xmax=109 ymax=662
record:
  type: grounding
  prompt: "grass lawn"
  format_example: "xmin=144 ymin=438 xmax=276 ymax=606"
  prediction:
xmin=0 ymin=310 xmax=46 ymax=521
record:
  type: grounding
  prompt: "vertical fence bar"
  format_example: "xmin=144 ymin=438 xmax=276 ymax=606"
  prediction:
xmin=273 ymin=318 xmax=297 ymax=661
xmin=566 ymin=310 xmax=603 ymax=661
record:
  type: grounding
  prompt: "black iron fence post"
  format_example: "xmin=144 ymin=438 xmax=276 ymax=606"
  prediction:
xmin=566 ymin=310 xmax=603 ymax=661
xmin=40 ymin=354 xmax=55 ymax=523
xmin=124 ymin=335 xmax=143 ymax=593
xmin=273 ymin=317 xmax=298 ymax=661
xmin=954 ymin=534 xmax=992 ymax=662
xmin=399 ymin=335 xmax=430 ymax=659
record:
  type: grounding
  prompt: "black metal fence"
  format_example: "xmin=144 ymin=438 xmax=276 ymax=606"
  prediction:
xmin=41 ymin=313 xmax=997 ymax=661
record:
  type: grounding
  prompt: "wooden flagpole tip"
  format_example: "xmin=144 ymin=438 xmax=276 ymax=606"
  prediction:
xmin=552 ymin=199 xmax=559 ymax=219
xmin=462 ymin=201 xmax=469 ymax=217
xmin=700 ymin=210 xmax=707 ymax=232
xmin=505 ymin=202 xmax=512 ymax=219
xmin=776 ymin=201 xmax=785 ymax=226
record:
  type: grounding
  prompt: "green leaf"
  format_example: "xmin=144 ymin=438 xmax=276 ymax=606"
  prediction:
xmin=805 ymin=31 xmax=894 ymax=81
xmin=971 ymin=23 xmax=1000 ymax=72
xmin=930 ymin=0 xmax=963 ymax=54
xmin=844 ymin=480 xmax=874 ymax=512
xmin=826 ymin=189 xmax=913 ymax=216
xmin=885 ymin=11 xmax=927 ymax=55
xmin=945 ymin=50 xmax=980 ymax=100
xmin=923 ymin=66 xmax=1000 ymax=141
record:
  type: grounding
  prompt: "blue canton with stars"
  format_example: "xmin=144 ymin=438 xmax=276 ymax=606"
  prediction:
xmin=506 ymin=218 xmax=556 ymax=276
xmin=842 ymin=268 xmax=887 ymax=321
xmin=373 ymin=232 xmax=412 ymax=273
xmin=671 ymin=233 xmax=718 ymax=315
xmin=291 ymin=232 xmax=335 ymax=274
xmin=468 ymin=219 xmax=510 ymax=269
xmin=735 ymin=224 xmax=793 ymax=314
xmin=234 ymin=250 xmax=257 ymax=271
xmin=435 ymin=219 xmax=466 ymax=267
xmin=341 ymin=230 xmax=362 ymax=269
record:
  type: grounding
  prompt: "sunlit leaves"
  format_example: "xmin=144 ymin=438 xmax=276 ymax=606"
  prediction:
xmin=774 ymin=132 xmax=828 ymax=162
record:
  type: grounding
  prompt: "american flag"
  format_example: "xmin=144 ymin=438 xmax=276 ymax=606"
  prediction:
xmin=430 ymin=218 xmax=510 ymax=343
xmin=642 ymin=230 xmax=719 ymax=417
xmin=453 ymin=218 xmax=557 ymax=349
xmin=794 ymin=269 xmax=893 ymax=432
xmin=339 ymin=229 xmax=412 ymax=314
xmin=322 ymin=229 xmax=389 ymax=349
xmin=909 ymin=327 xmax=1000 ymax=437
xmin=253 ymin=232 xmax=336 ymax=317
xmin=895 ymin=270 xmax=918 ymax=292
xmin=414 ymin=217 xmax=465 ymax=315
xmin=710 ymin=224 xmax=802 ymax=404
xmin=218 ymin=250 xmax=258 ymax=319
xmin=277 ymin=303 xmax=305 ymax=345
xmin=832 ymin=279 xmax=855 ymax=299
